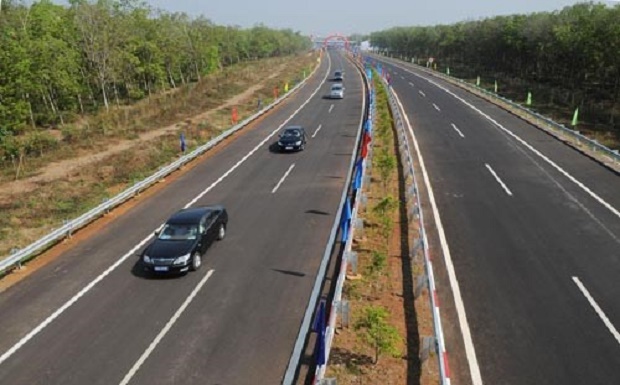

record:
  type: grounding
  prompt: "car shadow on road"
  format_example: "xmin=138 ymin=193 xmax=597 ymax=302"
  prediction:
xmin=305 ymin=209 xmax=330 ymax=216
xmin=271 ymin=268 xmax=306 ymax=277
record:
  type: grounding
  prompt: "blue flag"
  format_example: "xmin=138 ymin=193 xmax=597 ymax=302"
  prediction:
xmin=353 ymin=159 xmax=363 ymax=191
xmin=180 ymin=133 xmax=186 ymax=153
xmin=340 ymin=197 xmax=352 ymax=242
xmin=314 ymin=301 xmax=326 ymax=366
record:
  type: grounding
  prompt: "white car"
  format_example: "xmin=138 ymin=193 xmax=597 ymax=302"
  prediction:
xmin=330 ymin=83 xmax=344 ymax=99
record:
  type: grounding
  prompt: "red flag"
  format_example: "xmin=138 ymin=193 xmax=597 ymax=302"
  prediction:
xmin=361 ymin=130 xmax=371 ymax=158
xmin=231 ymin=107 xmax=238 ymax=124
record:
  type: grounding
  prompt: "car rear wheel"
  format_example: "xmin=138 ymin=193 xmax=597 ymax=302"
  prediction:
xmin=190 ymin=252 xmax=202 ymax=271
xmin=217 ymin=223 xmax=226 ymax=240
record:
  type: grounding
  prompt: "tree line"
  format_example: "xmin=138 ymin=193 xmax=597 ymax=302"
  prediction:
xmin=370 ymin=2 xmax=620 ymax=132
xmin=0 ymin=0 xmax=310 ymax=137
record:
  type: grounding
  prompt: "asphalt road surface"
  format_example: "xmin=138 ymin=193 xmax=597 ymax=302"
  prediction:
xmin=373 ymin=56 xmax=620 ymax=385
xmin=0 ymin=50 xmax=364 ymax=385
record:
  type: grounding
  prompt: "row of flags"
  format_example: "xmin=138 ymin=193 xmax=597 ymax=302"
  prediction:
xmin=316 ymin=81 xmax=375 ymax=376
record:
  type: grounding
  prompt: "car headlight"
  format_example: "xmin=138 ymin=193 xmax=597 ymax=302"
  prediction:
xmin=173 ymin=253 xmax=191 ymax=265
xmin=295 ymin=141 xmax=302 ymax=146
xmin=278 ymin=141 xmax=283 ymax=146
xmin=143 ymin=255 xmax=152 ymax=264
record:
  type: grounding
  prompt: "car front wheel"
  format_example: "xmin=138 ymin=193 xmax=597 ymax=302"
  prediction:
xmin=190 ymin=252 xmax=202 ymax=271
xmin=217 ymin=223 xmax=226 ymax=240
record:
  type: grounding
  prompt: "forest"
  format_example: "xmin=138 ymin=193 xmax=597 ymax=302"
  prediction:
xmin=0 ymin=0 xmax=310 ymax=144
xmin=370 ymin=2 xmax=620 ymax=145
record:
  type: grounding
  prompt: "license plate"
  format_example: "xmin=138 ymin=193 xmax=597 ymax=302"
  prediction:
xmin=285 ymin=146 xmax=293 ymax=150
xmin=154 ymin=266 xmax=169 ymax=272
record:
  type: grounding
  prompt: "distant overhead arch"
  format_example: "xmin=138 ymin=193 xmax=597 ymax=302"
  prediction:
xmin=323 ymin=34 xmax=350 ymax=50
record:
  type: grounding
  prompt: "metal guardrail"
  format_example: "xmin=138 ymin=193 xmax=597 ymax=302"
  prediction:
xmin=378 ymin=54 xmax=620 ymax=166
xmin=379 ymin=72 xmax=451 ymax=385
xmin=0 ymin=63 xmax=319 ymax=276
xmin=281 ymin=53 xmax=370 ymax=385
xmin=382 ymin=74 xmax=450 ymax=385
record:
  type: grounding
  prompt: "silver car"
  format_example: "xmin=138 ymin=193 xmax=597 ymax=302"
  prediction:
xmin=330 ymin=83 xmax=344 ymax=99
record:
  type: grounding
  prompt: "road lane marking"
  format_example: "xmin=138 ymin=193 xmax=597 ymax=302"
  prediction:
xmin=409 ymin=82 xmax=415 ymax=87
xmin=312 ymin=124 xmax=322 ymax=138
xmin=573 ymin=277 xmax=620 ymax=346
xmin=400 ymin=75 xmax=405 ymax=80
xmin=329 ymin=104 xmax=334 ymax=113
xmin=451 ymin=123 xmax=465 ymax=138
xmin=119 ymin=270 xmax=215 ymax=385
xmin=485 ymin=164 xmax=513 ymax=196
xmin=0 ymin=52 xmax=335 ymax=368
xmin=419 ymin=90 xmax=426 ymax=97
xmin=391 ymin=61 xmax=620 ymax=220
xmin=184 ymin=60 xmax=332 ymax=207
xmin=433 ymin=103 xmax=441 ymax=112
xmin=391 ymin=88 xmax=484 ymax=385
xmin=272 ymin=163 xmax=296 ymax=194
xmin=0 ymin=235 xmax=153 ymax=366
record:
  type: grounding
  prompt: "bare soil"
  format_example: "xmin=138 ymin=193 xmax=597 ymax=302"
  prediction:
xmin=325 ymin=97 xmax=438 ymax=384
xmin=0 ymin=53 xmax=317 ymax=261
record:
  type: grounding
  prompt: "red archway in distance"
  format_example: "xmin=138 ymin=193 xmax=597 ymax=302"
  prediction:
xmin=322 ymin=34 xmax=350 ymax=51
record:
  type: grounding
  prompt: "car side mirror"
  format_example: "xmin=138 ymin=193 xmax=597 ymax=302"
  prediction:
xmin=154 ymin=229 xmax=160 ymax=236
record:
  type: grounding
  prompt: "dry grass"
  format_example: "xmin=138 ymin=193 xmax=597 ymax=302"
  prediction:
xmin=0 ymin=53 xmax=318 ymax=258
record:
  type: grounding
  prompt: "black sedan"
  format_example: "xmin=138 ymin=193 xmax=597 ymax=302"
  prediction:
xmin=277 ymin=126 xmax=307 ymax=152
xmin=141 ymin=205 xmax=228 ymax=274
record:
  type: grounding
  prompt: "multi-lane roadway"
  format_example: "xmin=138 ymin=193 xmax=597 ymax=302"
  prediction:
xmin=0 ymin=50 xmax=365 ymax=385
xmin=373 ymin=56 xmax=620 ymax=385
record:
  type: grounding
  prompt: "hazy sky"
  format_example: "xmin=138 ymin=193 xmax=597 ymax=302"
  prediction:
xmin=140 ymin=0 xmax=617 ymax=36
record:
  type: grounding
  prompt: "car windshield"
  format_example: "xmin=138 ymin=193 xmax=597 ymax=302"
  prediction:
xmin=158 ymin=223 xmax=199 ymax=240
xmin=331 ymin=84 xmax=342 ymax=91
xmin=283 ymin=129 xmax=301 ymax=137
xmin=335 ymin=71 xmax=342 ymax=76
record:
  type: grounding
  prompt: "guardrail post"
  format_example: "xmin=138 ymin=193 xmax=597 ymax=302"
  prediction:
xmin=335 ymin=300 xmax=350 ymax=328
xmin=63 ymin=220 xmax=73 ymax=240
xmin=353 ymin=218 xmax=364 ymax=236
xmin=420 ymin=336 xmax=437 ymax=362
xmin=102 ymin=198 xmax=110 ymax=215
xmin=10 ymin=248 xmax=21 ymax=270
xmin=414 ymin=274 xmax=428 ymax=299
xmin=345 ymin=251 xmax=358 ymax=275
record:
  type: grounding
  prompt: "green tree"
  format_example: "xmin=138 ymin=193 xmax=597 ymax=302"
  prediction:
xmin=355 ymin=306 xmax=401 ymax=364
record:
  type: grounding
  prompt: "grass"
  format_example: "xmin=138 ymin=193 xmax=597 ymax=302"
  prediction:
xmin=0 ymin=52 xmax=318 ymax=258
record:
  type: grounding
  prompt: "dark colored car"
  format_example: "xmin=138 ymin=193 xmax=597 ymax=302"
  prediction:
xmin=334 ymin=70 xmax=343 ymax=81
xmin=141 ymin=205 xmax=228 ymax=274
xmin=277 ymin=126 xmax=307 ymax=152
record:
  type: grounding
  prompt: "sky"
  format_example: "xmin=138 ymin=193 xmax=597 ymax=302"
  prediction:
xmin=139 ymin=0 xmax=620 ymax=36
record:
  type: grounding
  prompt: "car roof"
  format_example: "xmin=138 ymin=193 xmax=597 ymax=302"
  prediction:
xmin=331 ymin=83 xmax=343 ymax=88
xmin=167 ymin=205 xmax=223 ymax=224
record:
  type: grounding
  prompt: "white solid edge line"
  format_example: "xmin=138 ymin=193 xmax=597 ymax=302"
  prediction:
xmin=451 ymin=123 xmax=465 ymax=138
xmin=312 ymin=124 xmax=322 ymax=138
xmin=572 ymin=277 xmax=620 ymax=346
xmin=329 ymin=104 xmax=334 ymax=113
xmin=272 ymin=163 xmax=296 ymax=194
xmin=392 ymin=88 xmax=484 ymax=385
xmin=0 ymin=53 xmax=334 ymax=368
xmin=119 ymin=269 xmax=215 ymax=385
xmin=392 ymin=61 xmax=620 ymax=221
xmin=0 ymin=235 xmax=152 ymax=366
xmin=485 ymin=164 xmax=513 ymax=196
xmin=433 ymin=103 xmax=441 ymax=112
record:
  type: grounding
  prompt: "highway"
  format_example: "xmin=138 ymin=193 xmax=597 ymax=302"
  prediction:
xmin=0 ymin=50 xmax=365 ymax=385
xmin=373 ymin=56 xmax=620 ymax=385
